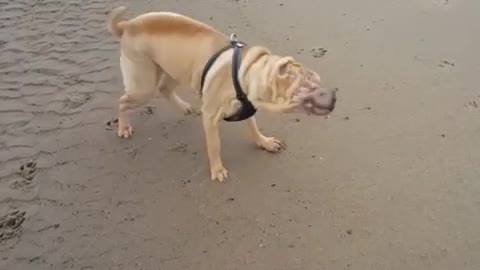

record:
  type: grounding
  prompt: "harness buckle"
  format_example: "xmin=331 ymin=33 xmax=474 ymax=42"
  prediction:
xmin=229 ymin=33 xmax=238 ymax=42
xmin=229 ymin=33 xmax=245 ymax=48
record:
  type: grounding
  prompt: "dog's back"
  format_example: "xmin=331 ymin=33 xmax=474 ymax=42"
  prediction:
xmin=108 ymin=6 xmax=227 ymax=88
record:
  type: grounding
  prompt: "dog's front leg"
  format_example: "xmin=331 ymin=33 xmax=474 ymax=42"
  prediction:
xmin=202 ymin=114 xmax=228 ymax=182
xmin=245 ymin=116 xmax=285 ymax=152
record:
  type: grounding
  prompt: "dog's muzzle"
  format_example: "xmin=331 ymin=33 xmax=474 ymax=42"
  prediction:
xmin=296 ymin=87 xmax=337 ymax=116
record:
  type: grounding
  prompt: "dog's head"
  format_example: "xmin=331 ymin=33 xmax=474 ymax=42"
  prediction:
xmin=263 ymin=56 xmax=337 ymax=116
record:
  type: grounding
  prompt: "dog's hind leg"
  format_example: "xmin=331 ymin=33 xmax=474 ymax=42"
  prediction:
xmin=157 ymin=72 xmax=193 ymax=115
xmin=117 ymin=56 xmax=158 ymax=138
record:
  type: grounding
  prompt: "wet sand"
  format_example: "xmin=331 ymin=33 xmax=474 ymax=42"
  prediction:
xmin=1 ymin=0 xmax=479 ymax=269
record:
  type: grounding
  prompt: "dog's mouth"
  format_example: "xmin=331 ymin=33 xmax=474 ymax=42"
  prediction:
xmin=301 ymin=100 xmax=335 ymax=116
xmin=292 ymin=86 xmax=337 ymax=116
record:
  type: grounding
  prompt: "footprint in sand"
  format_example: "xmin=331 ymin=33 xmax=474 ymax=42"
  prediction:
xmin=438 ymin=60 xmax=455 ymax=68
xmin=105 ymin=118 xmax=118 ymax=131
xmin=18 ymin=160 xmax=37 ymax=181
xmin=0 ymin=210 xmax=26 ymax=242
xmin=143 ymin=105 xmax=155 ymax=115
xmin=11 ymin=160 xmax=38 ymax=190
xmin=64 ymin=93 xmax=92 ymax=109
xmin=465 ymin=98 xmax=479 ymax=111
xmin=310 ymin=47 xmax=327 ymax=58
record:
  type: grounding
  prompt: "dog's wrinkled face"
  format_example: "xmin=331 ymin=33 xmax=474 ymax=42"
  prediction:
xmin=293 ymin=69 xmax=337 ymax=116
xmin=270 ymin=57 xmax=337 ymax=116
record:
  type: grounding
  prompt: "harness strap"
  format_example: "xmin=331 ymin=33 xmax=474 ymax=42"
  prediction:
xmin=200 ymin=44 xmax=232 ymax=94
xmin=223 ymin=43 xmax=256 ymax=122
xmin=200 ymin=34 xmax=257 ymax=122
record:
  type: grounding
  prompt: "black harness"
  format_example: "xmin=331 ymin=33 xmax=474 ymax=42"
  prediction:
xmin=200 ymin=34 xmax=257 ymax=122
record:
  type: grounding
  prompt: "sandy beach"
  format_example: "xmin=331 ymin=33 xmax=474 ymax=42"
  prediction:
xmin=1 ymin=0 xmax=479 ymax=269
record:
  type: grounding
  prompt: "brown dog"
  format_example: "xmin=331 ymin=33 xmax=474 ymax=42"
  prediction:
xmin=107 ymin=6 xmax=337 ymax=182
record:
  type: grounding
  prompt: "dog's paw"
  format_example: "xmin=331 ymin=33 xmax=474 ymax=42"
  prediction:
xmin=117 ymin=125 xmax=133 ymax=138
xmin=257 ymin=136 xmax=285 ymax=153
xmin=181 ymin=103 xmax=194 ymax=115
xmin=173 ymin=99 xmax=194 ymax=115
xmin=210 ymin=165 xmax=229 ymax=182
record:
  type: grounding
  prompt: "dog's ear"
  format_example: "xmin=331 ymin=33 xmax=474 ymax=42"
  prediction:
xmin=273 ymin=57 xmax=292 ymax=78
xmin=269 ymin=57 xmax=304 ymax=102
xmin=272 ymin=57 xmax=303 ymax=79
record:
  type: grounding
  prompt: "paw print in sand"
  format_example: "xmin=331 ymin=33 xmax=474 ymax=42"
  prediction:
xmin=0 ymin=210 xmax=26 ymax=242
xmin=11 ymin=160 xmax=38 ymax=190
xmin=310 ymin=47 xmax=327 ymax=58
xmin=18 ymin=160 xmax=37 ymax=181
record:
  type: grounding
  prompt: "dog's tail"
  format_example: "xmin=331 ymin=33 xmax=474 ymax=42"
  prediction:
xmin=107 ymin=6 xmax=128 ymax=38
